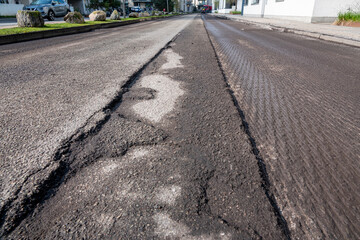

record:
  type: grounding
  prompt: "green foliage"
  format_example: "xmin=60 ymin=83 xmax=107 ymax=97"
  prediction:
xmin=153 ymin=0 xmax=174 ymax=12
xmin=230 ymin=11 xmax=241 ymax=14
xmin=0 ymin=21 xmax=118 ymax=35
xmin=173 ymin=0 xmax=179 ymax=12
xmin=338 ymin=11 xmax=360 ymax=22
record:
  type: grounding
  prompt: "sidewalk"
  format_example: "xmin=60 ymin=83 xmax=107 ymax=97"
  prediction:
xmin=210 ymin=13 xmax=360 ymax=47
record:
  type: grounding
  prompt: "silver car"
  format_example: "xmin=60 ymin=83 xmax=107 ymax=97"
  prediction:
xmin=23 ymin=0 xmax=70 ymax=21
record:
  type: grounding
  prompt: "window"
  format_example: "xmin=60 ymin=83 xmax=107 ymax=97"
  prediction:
xmin=276 ymin=0 xmax=284 ymax=2
xmin=225 ymin=0 xmax=236 ymax=8
xmin=251 ymin=0 xmax=259 ymax=5
xmin=244 ymin=0 xmax=248 ymax=5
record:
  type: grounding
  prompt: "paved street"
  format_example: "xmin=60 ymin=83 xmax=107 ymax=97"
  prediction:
xmin=0 ymin=13 xmax=359 ymax=239
xmin=203 ymin=15 xmax=360 ymax=240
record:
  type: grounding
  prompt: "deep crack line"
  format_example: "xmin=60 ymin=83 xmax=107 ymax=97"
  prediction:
xmin=201 ymin=15 xmax=291 ymax=240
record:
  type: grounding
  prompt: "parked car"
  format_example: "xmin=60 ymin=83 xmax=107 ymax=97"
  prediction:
xmin=23 ymin=0 xmax=71 ymax=21
xmin=130 ymin=6 xmax=142 ymax=13
xmin=201 ymin=5 xmax=212 ymax=13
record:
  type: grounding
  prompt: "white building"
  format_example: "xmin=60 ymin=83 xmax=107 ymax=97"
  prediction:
xmin=179 ymin=0 xmax=194 ymax=12
xmin=215 ymin=0 xmax=360 ymax=23
xmin=0 ymin=0 xmax=30 ymax=16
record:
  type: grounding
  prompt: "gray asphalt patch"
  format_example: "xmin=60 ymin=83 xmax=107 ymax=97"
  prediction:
xmin=132 ymin=74 xmax=185 ymax=123
xmin=0 ymin=15 xmax=195 ymax=236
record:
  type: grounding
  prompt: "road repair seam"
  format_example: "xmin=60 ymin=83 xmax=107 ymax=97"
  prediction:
xmin=202 ymin=15 xmax=292 ymax=240
xmin=0 ymin=33 xmax=181 ymax=238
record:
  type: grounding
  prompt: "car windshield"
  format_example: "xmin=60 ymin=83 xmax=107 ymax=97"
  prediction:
xmin=31 ymin=0 xmax=51 ymax=4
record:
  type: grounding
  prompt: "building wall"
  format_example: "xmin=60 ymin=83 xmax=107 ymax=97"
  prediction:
xmin=312 ymin=0 xmax=359 ymax=22
xmin=217 ymin=0 xmax=236 ymax=13
xmin=0 ymin=3 xmax=24 ymax=16
xmin=262 ymin=0 xmax=315 ymax=22
xmin=240 ymin=0 xmax=360 ymax=23
xmin=242 ymin=0 xmax=263 ymax=17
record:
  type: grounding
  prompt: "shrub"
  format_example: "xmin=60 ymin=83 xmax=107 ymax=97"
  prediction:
xmin=338 ymin=11 xmax=360 ymax=22
xmin=230 ymin=11 xmax=241 ymax=14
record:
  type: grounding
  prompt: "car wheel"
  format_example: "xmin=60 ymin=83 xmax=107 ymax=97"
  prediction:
xmin=48 ymin=10 xmax=55 ymax=21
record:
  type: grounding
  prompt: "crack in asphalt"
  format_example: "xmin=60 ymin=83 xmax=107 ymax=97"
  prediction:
xmin=196 ymin=169 xmax=215 ymax=216
xmin=0 ymin=34 xmax=181 ymax=238
xmin=202 ymin=15 xmax=292 ymax=240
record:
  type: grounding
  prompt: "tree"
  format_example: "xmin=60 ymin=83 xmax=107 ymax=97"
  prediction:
xmin=153 ymin=0 xmax=174 ymax=12
xmin=173 ymin=0 xmax=179 ymax=12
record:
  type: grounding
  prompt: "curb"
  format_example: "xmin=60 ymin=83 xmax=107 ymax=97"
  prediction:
xmin=212 ymin=14 xmax=360 ymax=48
xmin=0 ymin=15 xmax=175 ymax=45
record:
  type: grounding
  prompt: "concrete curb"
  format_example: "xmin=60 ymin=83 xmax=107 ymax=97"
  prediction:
xmin=0 ymin=15 xmax=175 ymax=45
xmin=212 ymin=15 xmax=360 ymax=48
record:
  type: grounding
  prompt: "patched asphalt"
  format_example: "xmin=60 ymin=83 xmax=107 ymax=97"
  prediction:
xmin=6 ymin=16 xmax=285 ymax=239
xmin=0 ymin=15 xmax=195 ymax=236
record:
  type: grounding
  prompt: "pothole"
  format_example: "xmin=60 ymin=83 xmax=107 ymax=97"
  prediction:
xmin=132 ymin=74 xmax=185 ymax=123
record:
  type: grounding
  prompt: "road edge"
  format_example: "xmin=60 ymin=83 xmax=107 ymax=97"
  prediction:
xmin=0 ymin=15 xmax=181 ymax=45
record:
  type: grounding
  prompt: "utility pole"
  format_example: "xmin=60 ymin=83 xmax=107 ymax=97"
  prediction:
xmin=167 ymin=0 xmax=169 ymax=12
xmin=122 ymin=0 xmax=126 ymax=19
xmin=241 ymin=0 xmax=244 ymax=15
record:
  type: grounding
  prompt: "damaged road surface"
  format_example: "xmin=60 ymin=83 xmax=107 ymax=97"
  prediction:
xmin=3 ymin=16 xmax=287 ymax=239
xmin=0 ymin=15 xmax=194 ymax=236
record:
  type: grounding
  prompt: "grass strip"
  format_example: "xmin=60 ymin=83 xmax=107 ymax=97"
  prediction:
xmin=0 ymin=15 xmax=176 ymax=36
xmin=0 ymin=15 xmax=16 ymax=18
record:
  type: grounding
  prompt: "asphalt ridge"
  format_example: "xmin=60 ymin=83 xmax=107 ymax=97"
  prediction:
xmin=7 ymin=15 xmax=285 ymax=239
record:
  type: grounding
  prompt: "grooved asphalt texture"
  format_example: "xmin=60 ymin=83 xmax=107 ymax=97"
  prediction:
xmin=203 ymin=15 xmax=360 ymax=240
xmin=6 ymin=16 xmax=285 ymax=239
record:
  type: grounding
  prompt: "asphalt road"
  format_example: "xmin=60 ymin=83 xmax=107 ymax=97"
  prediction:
xmin=0 ymin=15 xmax=195 ymax=236
xmin=2 ymin=15 xmax=286 ymax=239
xmin=203 ymin=15 xmax=360 ymax=240
xmin=1 ymin=13 xmax=359 ymax=240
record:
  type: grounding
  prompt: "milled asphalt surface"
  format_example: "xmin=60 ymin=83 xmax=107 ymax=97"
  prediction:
xmin=5 ymin=16 xmax=285 ymax=239
xmin=203 ymin=15 xmax=360 ymax=240
xmin=0 ymin=15 xmax=195 ymax=236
